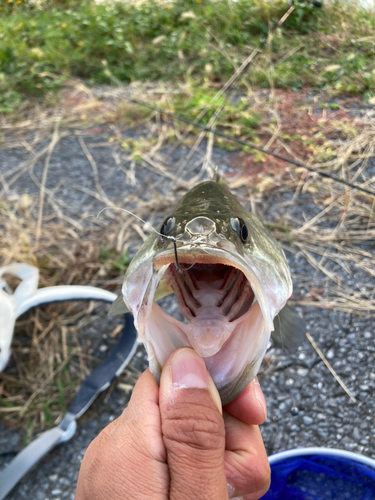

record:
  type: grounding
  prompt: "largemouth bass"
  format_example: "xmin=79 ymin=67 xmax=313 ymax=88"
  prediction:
xmin=111 ymin=179 xmax=305 ymax=404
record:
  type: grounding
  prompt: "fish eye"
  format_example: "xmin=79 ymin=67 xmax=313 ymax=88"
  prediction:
xmin=160 ymin=217 xmax=175 ymax=240
xmin=230 ymin=218 xmax=248 ymax=243
xmin=240 ymin=222 xmax=248 ymax=242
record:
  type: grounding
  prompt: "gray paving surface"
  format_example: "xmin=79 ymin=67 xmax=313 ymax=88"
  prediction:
xmin=0 ymin=121 xmax=374 ymax=499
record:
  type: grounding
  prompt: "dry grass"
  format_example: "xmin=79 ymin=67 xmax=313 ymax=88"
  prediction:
xmin=0 ymin=73 xmax=374 ymax=435
xmin=0 ymin=199 xmax=127 ymax=433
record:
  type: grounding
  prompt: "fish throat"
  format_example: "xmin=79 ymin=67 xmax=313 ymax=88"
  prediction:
xmin=166 ymin=263 xmax=255 ymax=323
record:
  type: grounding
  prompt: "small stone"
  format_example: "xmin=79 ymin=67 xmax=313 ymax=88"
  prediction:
xmin=305 ymin=358 xmax=316 ymax=368
xmin=297 ymin=368 xmax=309 ymax=377
xmin=360 ymin=385 xmax=369 ymax=391
xmin=290 ymin=424 xmax=301 ymax=432
xmin=49 ymin=475 xmax=58 ymax=482
xmin=52 ymin=489 xmax=62 ymax=495
xmin=59 ymin=477 xmax=70 ymax=486
xmin=353 ymin=428 xmax=360 ymax=440
xmin=99 ymin=344 xmax=108 ymax=352
xmin=364 ymin=332 xmax=371 ymax=339
xmin=326 ymin=349 xmax=334 ymax=359
xmin=286 ymin=378 xmax=294 ymax=386
xmin=303 ymin=416 xmax=313 ymax=426
xmin=291 ymin=407 xmax=299 ymax=416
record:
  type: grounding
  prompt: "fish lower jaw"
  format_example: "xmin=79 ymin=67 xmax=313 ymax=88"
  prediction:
xmin=141 ymin=298 xmax=269 ymax=404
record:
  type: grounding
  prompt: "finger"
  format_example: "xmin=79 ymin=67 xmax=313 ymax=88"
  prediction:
xmin=76 ymin=369 xmax=167 ymax=500
xmin=224 ymin=412 xmax=270 ymax=500
xmin=122 ymin=368 xmax=166 ymax=463
xmin=159 ymin=348 xmax=228 ymax=500
xmin=223 ymin=377 xmax=267 ymax=426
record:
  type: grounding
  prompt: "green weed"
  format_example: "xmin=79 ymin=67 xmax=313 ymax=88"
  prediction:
xmin=99 ymin=248 xmax=132 ymax=273
xmin=0 ymin=396 xmax=18 ymax=408
xmin=1 ymin=0 xmax=375 ymax=112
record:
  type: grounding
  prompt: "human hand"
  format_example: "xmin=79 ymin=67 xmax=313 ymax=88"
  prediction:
xmin=75 ymin=347 xmax=270 ymax=500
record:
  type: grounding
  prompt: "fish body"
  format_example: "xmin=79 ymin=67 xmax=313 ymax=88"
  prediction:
xmin=116 ymin=180 xmax=303 ymax=404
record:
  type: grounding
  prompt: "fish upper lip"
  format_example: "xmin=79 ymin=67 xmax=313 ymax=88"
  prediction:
xmin=154 ymin=244 xmax=241 ymax=267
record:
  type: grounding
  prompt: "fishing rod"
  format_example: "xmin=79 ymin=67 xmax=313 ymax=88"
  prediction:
xmin=110 ymin=2 xmax=374 ymax=198
xmin=124 ymin=95 xmax=375 ymax=198
xmin=79 ymin=3 xmax=375 ymax=196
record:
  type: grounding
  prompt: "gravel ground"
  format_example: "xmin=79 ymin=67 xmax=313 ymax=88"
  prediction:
xmin=0 ymin=115 xmax=374 ymax=499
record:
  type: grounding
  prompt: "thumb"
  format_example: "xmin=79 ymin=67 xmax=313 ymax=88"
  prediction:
xmin=159 ymin=348 xmax=227 ymax=500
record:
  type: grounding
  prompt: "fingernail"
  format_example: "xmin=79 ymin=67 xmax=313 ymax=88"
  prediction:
xmin=171 ymin=348 xmax=209 ymax=389
xmin=252 ymin=377 xmax=267 ymax=419
xmin=169 ymin=348 xmax=222 ymax=414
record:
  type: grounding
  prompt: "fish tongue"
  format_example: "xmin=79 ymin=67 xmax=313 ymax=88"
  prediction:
xmin=182 ymin=318 xmax=235 ymax=357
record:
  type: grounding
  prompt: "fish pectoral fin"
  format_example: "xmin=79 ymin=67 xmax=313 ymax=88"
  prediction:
xmin=108 ymin=279 xmax=173 ymax=317
xmin=271 ymin=304 xmax=306 ymax=351
xmin=108 ymin=295 xmax=129 ymax=316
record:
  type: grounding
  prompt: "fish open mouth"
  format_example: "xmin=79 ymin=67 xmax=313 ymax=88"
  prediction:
xmin=139 ymin=248 xmax=272 ymax=401
xmin=165 ymin=263 xmax=255 ymax=324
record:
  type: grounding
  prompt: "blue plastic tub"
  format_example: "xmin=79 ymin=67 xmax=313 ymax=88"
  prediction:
xmin=261 ymin=447 xmax=375 ymax=500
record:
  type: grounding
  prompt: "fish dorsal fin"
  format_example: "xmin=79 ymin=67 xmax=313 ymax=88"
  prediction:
xmin=271 ymin=304 xmax=306 ymax=351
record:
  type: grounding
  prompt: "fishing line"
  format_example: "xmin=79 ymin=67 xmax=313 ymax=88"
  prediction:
xmin=96 ymin=207 xmax=194 ymax=272
xmin=103 ymin=0 xmax=370 ymax=194
xmin=75 ymin=6 xmax=375 ymax=195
